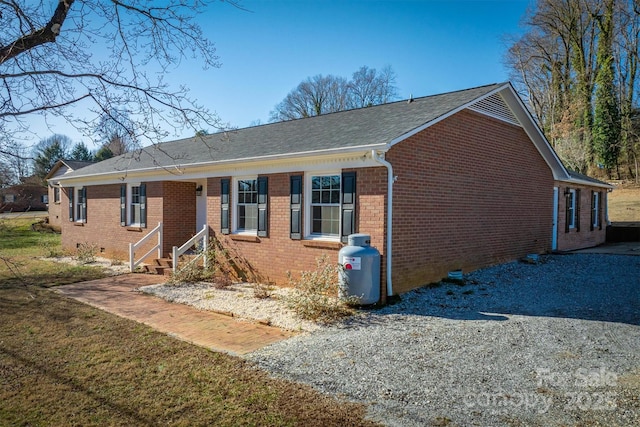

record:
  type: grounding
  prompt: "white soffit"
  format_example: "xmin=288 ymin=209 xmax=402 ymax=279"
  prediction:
xmin=467 ymin=93 xmax=521 ymax=126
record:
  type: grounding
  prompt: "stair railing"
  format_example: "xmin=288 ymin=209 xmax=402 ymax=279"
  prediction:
xmin=172 ymin=224 xmax=209 ymax=272
xmin=129 ymin=222 xmax=163 ymax=272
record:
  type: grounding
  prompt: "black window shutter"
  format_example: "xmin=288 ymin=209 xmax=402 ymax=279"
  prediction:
xmin=290 ymin=175 xmax=302 ymax=240
xmin=80 ymin=187 xmax=87 ymax=223
xmin=598 ymin=191 xmax=603 ymax=230
xmin=140 ymin=183 xmax=147 ymax=228
xmin=575 ymin=189 xmax=581 ymax=232
xmin=564 ymin=189 xmax=570 ymax=233
xmin=257 ymin=177 xmax=268 ymax=237
xmin=341 ymin=171 xmax=356 ymax=243
xmin=220 ymin=179 xmax=230 ymax=235
xmin=120 ymin=184 xmax=126 ymax=226
xmin=68 ymin=187 xmax=74 ymax=222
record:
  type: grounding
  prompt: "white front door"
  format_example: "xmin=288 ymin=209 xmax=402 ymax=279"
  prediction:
xmin=196 ymin=180 xmax=207 ymax=232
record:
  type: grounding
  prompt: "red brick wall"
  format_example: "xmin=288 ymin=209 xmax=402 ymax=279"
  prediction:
xmin=60 ymin=181 xmax=196 ymax=262
xmin=48 ymin=187 xmax=62 ymax=228
xmin=162 ymin=181 xmax=197 ymax=256
xmin=386 ymin=109 xmax=555 ymax=293
xmin=555 ymin=182 xmax=607 ymax=251
xmin=206 ymin=170 xmax=386 ymax=289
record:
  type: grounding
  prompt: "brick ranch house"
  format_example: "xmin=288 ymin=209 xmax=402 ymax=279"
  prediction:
xmin=50 ymin=82 xmax=612 ymax=302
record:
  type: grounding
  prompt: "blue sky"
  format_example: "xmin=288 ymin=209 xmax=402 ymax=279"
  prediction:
xmin=28 ymin=0 xmax=534 ymax=146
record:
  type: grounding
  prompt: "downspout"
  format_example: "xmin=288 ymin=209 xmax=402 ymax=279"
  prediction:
xmin=371 ymin=150 xmax=394 ymax=297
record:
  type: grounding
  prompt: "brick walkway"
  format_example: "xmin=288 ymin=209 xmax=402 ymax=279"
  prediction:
xmin=55 ymin=274 xmax=294 ymax=355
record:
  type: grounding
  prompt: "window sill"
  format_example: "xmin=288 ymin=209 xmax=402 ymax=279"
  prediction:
xmin=73 ymin=222 xmax=84 ymax=227
xmin=230 ymin=234 xmax=260 ymax=243
xmin=126 ymin=226 xmax=143 ymax=232
xmin=302 ymin=240 xmax=342 ymax=250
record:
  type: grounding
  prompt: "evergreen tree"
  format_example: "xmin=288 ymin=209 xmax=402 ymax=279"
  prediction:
xmin=592 ymin=0 xmax=621 ymax=178
xmin=94 ymin=146 xmax=114 ymax=162
xmin=33 ymin=135 xmax=70 ymax=179
xmin=70 ymin=142 xmax=93 ymax=162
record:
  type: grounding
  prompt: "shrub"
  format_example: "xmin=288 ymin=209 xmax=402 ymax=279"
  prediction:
xmin=285 ymin=255 xmax=358 ymax=323
xmin=253 ymin=282 xmax=273 ymax=299
xmin=76 ymin=242 xmax=98 ymax=264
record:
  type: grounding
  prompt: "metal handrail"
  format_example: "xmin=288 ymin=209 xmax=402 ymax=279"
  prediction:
xmin=129 ymin=222 xmax=163 ymax=272
xmin=172 ymin=224 xmax=209 ymax=272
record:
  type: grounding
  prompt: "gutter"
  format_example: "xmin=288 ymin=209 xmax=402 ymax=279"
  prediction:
xmin=371 ymin=150 xmax=394 ymax=297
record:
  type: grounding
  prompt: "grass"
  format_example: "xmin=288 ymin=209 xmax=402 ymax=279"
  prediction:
xmin=609 ymin=183 xmax=640 ymax=222
xmin=0 ymin=217 xmax=378 ymax=426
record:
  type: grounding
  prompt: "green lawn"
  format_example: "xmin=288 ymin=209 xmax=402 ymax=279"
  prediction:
xmin=0 ymin=218 xmax=377 ymax=426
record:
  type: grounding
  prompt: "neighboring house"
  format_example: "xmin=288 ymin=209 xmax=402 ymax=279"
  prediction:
xmin=45 ymin=160 xmax=95 ymax=228
xmin=0 ymin=177 xmax=48 ymax=212
xmin=50 ymin=82 xmax=611 ymax=302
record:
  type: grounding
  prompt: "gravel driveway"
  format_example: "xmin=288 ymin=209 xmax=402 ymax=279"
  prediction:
xmin=247 ymin=253 xmax=640 ymax=426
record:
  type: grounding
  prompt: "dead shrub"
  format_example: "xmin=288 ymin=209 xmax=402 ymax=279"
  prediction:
xmin=285 ymin=255 xmax=358 ymax=323
xmin=76 ymin=242 xmax=98 ymax=264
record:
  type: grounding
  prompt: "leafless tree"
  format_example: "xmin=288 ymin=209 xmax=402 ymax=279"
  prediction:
xmin=270 ymin=65 xmax=399 ymax=122
xmin=347 ymin=65 xmax=398 ymax=109
xmin=0 ymin=0 xmax=234 ymax=156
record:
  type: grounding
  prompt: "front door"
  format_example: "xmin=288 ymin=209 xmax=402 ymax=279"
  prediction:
xmin=196 ymin=180 xmax=207 ymax=233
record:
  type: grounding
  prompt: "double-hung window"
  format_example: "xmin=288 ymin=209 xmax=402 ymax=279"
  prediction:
xmin=294 ymin=171 xmax=355 ymax=242
xmin=69 ymin=187 xmax=86 ymax=223
xmin=53 ymin=187 xmax=60 ymax=203
xmin=235 ymin=177 xmax=258 ymax=232
xmin=565 ymin=188 xmax=581 ymax=232
xmin=309 ymin=174 xmax=341 ymax=237
xmin=130 ymin=185 xmax=142 ymax=225
xmin=567 ymin=189 xmax=576 ymax=229
xmin=591 ymin=191 xmax=599 ymax=230
xmin=120 ymin=183 xmax=146 ymax=228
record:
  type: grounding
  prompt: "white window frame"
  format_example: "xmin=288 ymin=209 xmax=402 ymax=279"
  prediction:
xmin=592 ymin=191 xmax=599 ymax=228
xmin=568 ymin=189 xmax=576 ymax=229
xmin=75 ymin=187 xmax=86 ymax=223
xmin=232 ymin=176 xmax=258 ymax=234
xmin=53 ymin=186 xmax=60 ymax=204
xmin=305 ymin=171 xmax=341 ymax=240
xmin=127 ymin=183 xmax=142 ymax=227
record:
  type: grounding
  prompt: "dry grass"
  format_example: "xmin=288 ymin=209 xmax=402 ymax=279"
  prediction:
xmin=0 ymin=218 xmax=379 ymax=426
xmin=609 ymin=183 xmax=640 ymax=222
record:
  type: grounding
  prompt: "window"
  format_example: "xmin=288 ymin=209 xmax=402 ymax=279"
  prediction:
xmin=308 ymin=174 xmax=341 ymax=237
xmin=70 ymin=187 xmax=86 ymax=223
xmin=120 ymin=183 xmax=146 ymax=227
xmin=3 ymin=194 xmax=15 ymax=203
xmin=591 ymin=191 xmax=599 ymax=230
xmin=567 ymin=189 xmax=576 ymax=229
xmin=235 ymin=178 xmax=258 ymax=232
xmin=42 ymin=195 xmax=49 ymax=204
xmin=130 ymin=185 xmax=142 ymax=225
xmin=53 ymin=187 xmax=60 ymax=203
xmin=295 ymin=172 xmax=355 ymax=242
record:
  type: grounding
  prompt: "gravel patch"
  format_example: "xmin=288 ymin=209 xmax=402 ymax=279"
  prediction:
xmin=141 ymin=282 xmax=326 ymax=332
xmin=246 ymin=254 xmax=640 ymax=426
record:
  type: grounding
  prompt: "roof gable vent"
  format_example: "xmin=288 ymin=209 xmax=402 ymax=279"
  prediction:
xmin=467 ymin=93 xmax=520 ymax=126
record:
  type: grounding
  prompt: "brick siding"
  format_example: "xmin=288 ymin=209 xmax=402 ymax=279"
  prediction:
xmin=60 ymin=181 xmax=196 ymax=262
xmin=386 ymin=109 xmax=554 ymax=293
xmin=206 ymin=171 xmax=387 ymax=294
xmin=555 ymin=182 xmax=607 ymax=251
